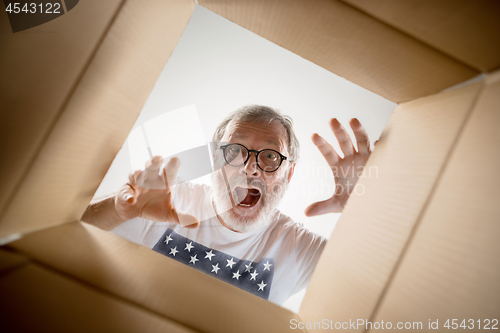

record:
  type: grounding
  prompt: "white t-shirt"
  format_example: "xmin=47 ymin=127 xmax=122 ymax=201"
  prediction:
xmin=111 ymin=182 xmax=326 ymax=305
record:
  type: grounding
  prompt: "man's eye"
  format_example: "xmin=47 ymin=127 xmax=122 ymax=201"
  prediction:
xmin=266 ymin=152 xmax=276 ymax=159
xmin=232 ymin=147 xmax=242 ymax=153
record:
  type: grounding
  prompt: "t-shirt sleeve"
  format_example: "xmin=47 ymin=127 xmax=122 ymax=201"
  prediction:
xmin=290 ymin=224 xmax=327 ymax=295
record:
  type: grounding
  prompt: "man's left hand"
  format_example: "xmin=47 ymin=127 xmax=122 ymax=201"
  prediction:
xmin=305 ymin=118 xmax=373 ymax=216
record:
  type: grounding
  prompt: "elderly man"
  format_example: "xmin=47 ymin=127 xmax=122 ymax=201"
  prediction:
xmin=82 ymin=105 xmax=372 ymax=305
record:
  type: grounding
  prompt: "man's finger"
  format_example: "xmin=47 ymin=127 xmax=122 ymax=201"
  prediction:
xmin=118 ymin=184 xmax=136 ymax=205
xmin=349 ymin=118 xmax=370 ymax=155
xmin=304 ymin=198 xmax=342 ymax=217
xmin=129 ymin=170 xmax=142 ymax=185
xmin=311 ymin=133 xmax=340 ymax=167
xmin=137 ymin=156 xmax=167 ymax=189
xmin=144 ymin=156 xmax=163 ymax=178
xmin=177 ymin=211 xmax=200 ymax=228
xmin=162 ymin=157 xmax=181 ymax=190
xmin=163 ymin=200 xmax=200 ymax=228
xmin=184 ymin=222 xmax=200 ymax=229
xmin=330 ymin=118 xmax=355 ymax=157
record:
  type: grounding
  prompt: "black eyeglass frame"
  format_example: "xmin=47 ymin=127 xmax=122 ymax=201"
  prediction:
xmin=218 ymin=143 xmax=292 ymax=173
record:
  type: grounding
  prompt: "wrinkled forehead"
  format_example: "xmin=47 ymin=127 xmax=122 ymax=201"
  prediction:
xmin=222 ymin=120 xmax=288 ymax=153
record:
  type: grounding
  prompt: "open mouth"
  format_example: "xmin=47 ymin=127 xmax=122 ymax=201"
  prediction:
xmin=233 ymin=186 xmax=261 ymax=208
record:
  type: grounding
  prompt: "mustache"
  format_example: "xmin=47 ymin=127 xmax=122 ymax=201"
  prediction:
xmin=228 ymin=176 xmax=267 ymax=197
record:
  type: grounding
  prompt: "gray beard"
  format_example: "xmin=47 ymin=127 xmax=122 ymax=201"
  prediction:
xmin=210 ymin=170 xmax=289 ymax=233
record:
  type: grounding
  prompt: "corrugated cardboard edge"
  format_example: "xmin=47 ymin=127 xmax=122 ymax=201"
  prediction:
xmin=0 ymin=263 xmax=199 ymax=332
xmin=199 ymin=0 xmax=478 ymax=103
xmin=0 ymin=0 xmax=124 ymax=226
xmin=371 ymin=70 xmax=500 ymax=327
xmin=6 ymin=222 xmax=305 ymax=333
xmin=0 ymin=0 xmax=196 ymax=239
xmin=0 ymin=247 xmax=30 ymax=275
xmin=342 ymin=0 xmax=500 ymax=72
xmin=299 ymin=80 xmax=484 ymax=331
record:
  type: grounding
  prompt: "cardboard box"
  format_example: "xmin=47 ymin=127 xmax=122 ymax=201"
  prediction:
xmin=1 ymin=0 xmax=499 ymax=331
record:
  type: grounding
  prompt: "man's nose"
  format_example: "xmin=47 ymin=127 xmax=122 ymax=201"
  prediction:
xmin=240 ymin=153 xmax=261 ymax=177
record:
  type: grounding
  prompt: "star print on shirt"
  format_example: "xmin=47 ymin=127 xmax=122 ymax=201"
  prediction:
xmin=205 ymin=250 xmax=215 ymax=261
xmin=211 ymin=263 xmax=220 ymax=274
xmin=185 ymin=242 xmax=194 ymax=252
xmin=152 ymin=229 xmax=275 ymax=301
xmin=164 ymin=234 xmax=173 ymax=244
xmin=169 ymin=246 xmax=178 ymax=257
xmin=232 ymin=270 xmax=241 ymax=280
xmin=250 ymin=270 xmax=258 ymax=281
xmin=226 ymin=257 xmax=236 ymax=268
xmin=189 ymin=254 xmax=199 ymax=265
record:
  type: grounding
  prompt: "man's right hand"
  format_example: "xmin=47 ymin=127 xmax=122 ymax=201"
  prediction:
xmin=115 ymin=156 xmax=199 ymax=228
xmin=82 ymin=156 xmax=199 ymax=230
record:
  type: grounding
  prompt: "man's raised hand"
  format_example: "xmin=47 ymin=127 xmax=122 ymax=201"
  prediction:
xmin=305 ymin=118 xmax=372 ymax=216
xmin=115 ymin=156 xmax=199 ymax=228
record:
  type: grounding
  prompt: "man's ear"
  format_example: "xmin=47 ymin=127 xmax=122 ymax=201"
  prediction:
xmin=287 ymin=163 xmax=296 ymax=183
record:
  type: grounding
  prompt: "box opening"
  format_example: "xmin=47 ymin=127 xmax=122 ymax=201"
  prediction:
xmin=88 ymin=5 xmax=395 ymax=313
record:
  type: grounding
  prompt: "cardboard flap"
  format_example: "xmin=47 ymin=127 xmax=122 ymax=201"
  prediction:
xmin=199 ymin=0 xmax=478 ymax=103
xmin=343 ymin=0 xmax=500 ymax=72
xmin=0 ymin=248 xmax=30 ymax=275
xmin=0 ymin=264 xmax=198 ymax=332
xmin=299 ymin=81 xmax=483 ymax=330
xmin=373 ymin=70 xmax=500 ymax=323
xmin=0 ymin=0 xmax=122 ymax=234
xmin=0 ymin=0 xmax=195 ymax=240
xmin=7 ymin=222 xmax=303 ymax=333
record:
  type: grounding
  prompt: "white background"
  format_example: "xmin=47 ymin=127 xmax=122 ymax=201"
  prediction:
xmin=94 ymin=5 xmax=396 ymax=312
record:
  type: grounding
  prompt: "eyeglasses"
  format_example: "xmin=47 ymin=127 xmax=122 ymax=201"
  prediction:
xmin=218 ymin=143 xmax=291 ymax=173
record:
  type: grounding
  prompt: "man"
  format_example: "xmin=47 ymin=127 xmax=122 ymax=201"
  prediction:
xmin=82 ymin=105 xmax=372 ymax=305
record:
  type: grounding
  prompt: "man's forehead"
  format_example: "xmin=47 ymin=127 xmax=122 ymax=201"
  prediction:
xmin=231 ymin=131 xmax=281 ymax=146
xmin=224 ymin=120 xmax=287 ymax=148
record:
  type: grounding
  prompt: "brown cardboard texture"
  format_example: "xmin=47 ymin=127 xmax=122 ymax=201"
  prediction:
xmin=199 ymin=0 xmax=478 ymax=103
xmin=4 ymin=222 xmax=302 ymax=333
xmin=0 ymin=0 xmax=195 ymax=239
xmin=1 ymin=0 xmax=500 ymax=332
xmin=0 ymin=0 xmax=123 ymax=232
xmin=372 ymin=71 xmax=500 ymax=326
xmin=0 ymin=248 xmax=29 ymax=275
xmin=300 ymin=81 xmax=484 ymax=326
xmin=0 ymin=263 xmax=198 ymax=332
xmin=343 ymin=0 xmax=500 ymax=72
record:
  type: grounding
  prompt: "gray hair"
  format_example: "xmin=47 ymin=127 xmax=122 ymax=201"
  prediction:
xmin=212 ymin=105 xmax=299 ymax=162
